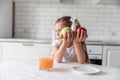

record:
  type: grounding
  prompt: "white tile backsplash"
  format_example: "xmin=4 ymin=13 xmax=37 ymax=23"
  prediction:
xmin=13 ymin=0 xmax=120 ymax=42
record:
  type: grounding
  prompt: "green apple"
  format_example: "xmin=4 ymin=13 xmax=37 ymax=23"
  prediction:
xmin=61 ymin=27 xmax=71 ymax=37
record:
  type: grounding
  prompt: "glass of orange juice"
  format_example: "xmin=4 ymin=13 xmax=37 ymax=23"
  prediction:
xmin=39 ymin=55 xmax=54 ymax=71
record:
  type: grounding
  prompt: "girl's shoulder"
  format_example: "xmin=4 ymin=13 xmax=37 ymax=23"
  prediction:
xmin=51 ymin=40 xmax=61 ymax=46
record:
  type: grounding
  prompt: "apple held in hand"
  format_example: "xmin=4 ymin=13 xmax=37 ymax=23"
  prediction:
xmin=76 ymin=27 xmax=87 ymax=34
xmin=61 ymin=27 xmax=71 ymax=37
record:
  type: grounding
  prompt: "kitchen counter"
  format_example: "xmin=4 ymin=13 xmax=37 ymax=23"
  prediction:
xmin=0 ymin=38 xmax=120 ymax=46
xmin=86 ymin=40 xmax=120 ymax=46
xmin=0 ymin=38 xmax=51 ymax=44
xmin=0 ymin=61 xmax=120 ymax=80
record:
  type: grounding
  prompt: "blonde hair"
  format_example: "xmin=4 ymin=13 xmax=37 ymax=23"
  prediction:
xmin=55 ymin=16 xmax=90 ymax=63
xmin=81 ymin=42 xmax=90 ymax=63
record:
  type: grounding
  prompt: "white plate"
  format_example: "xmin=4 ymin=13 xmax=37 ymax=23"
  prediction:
xmin=73 ymin=65 xmax=100 ymax=75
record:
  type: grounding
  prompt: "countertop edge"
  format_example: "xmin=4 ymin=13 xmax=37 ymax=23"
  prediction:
xmin=0 ymin=38 xmax=51 ymax=44
xmin=0 ymin=39 xmax=120 ymax=46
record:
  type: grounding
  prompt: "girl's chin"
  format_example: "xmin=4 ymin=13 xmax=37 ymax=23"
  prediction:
xmin=57 ymin=37 xmax=62 ymax=41
xmin=58 ymin=39 xmax=63 ymax=42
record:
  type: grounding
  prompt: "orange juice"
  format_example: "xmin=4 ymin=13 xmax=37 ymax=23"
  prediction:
xmin=39 ymin=57 xmax=53 ymax=69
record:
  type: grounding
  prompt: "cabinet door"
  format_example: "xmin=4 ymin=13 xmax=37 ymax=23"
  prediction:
xmin=107 ymin=50 xmax=120 ymax=68
xmin=2 ymin=42 xmax=51 ymax=61
xmin=29 ymin=43 xmax=51 ymax=60
xmin=0 ymin=44 xmax=3 ymax=62
xmin=103 ymin=46 xmax=120 ymax=68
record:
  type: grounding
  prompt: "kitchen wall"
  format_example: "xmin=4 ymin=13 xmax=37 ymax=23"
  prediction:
xmin=13 ymin=0 xmax=120 ymax=42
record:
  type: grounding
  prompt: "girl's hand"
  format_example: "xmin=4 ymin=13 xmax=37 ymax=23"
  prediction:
xmin=73 ymin=29 xmax=88 ymax=43
xmin=61 ymin=30 xmax=74 ymax=44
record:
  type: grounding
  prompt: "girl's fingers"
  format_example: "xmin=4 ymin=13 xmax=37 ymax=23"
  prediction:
xmin=63 ymin=30 xmax=88 ymax=42
xmin=69 ymin=31 xmax=73 ymax=41
xmin=64 ymin=32 xmax=67 ymax=40
xmin=81 ymin=31 xmax=88 ymax=41
xmin=71 ymin=31 xmax=74 ymax=41
xmin=84 ymin=33 xmax=88 ymax=40
xmin=72 ymin=31 xmax=74 ymax=41
xmin=79 ymin=29 xmax=84 ymax=41
xmin=73 ymin=29 xmax=88 ymax=42
xmin=73 ymin=31 xmax=76 ymax=41
xmin=81 ymin=33 xmax=85 ymax=41
xmin=76 ymin=30 xmax=80 ymax=40
xmin=60 ymin=33 xmax=63 ymax=38
xmin=64 ymin=31 xmax=71 ymax=42
xmin=67 ymin=31 xmax=70 ymax=40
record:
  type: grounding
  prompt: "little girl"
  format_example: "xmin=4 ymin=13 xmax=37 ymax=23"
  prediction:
xmin=51 ymin=16 xmax=90 ymax=64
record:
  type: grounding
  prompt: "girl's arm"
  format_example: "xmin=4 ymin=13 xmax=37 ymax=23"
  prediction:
xmin=52 ymin=31 xmax=73 ymax=62
xmin=51 ymin=41 xmax=68 ymax=63
xmin=73 ymin=42 xmax=86 ymax=63
xmin=73 ymin=29 xmax=88 ymax=64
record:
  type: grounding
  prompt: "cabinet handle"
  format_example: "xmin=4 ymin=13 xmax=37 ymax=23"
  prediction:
xmin=22 ymin=43 xmax=34 ymax=46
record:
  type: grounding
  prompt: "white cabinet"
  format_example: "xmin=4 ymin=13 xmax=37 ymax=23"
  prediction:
xmin=0 ymin=44 xmax=3 ymax=62
xmin=1 ymin=42 xmax=51 ymax=62
xmin=87 ymin=45 xmax=103 ymax=59
xmin=103 ymin=46 xmax=120 ymax=68
xmin=86 ymin=44 xmax=103 ymax=65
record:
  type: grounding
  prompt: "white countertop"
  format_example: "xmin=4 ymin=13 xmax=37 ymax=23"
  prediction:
xmin=0 ymin=61 xmax=120 ymax=80
xmin=0 ymin=38 xmax=51 ymax=44
xmin=0 ymin=38 xmax=120 ymax=45
xmin=86 ymin=40 xmax=120 ymax=46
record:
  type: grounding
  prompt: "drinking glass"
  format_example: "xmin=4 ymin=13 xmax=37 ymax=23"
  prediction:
xmin=39 ymin=54 xmax=54 ymax=71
